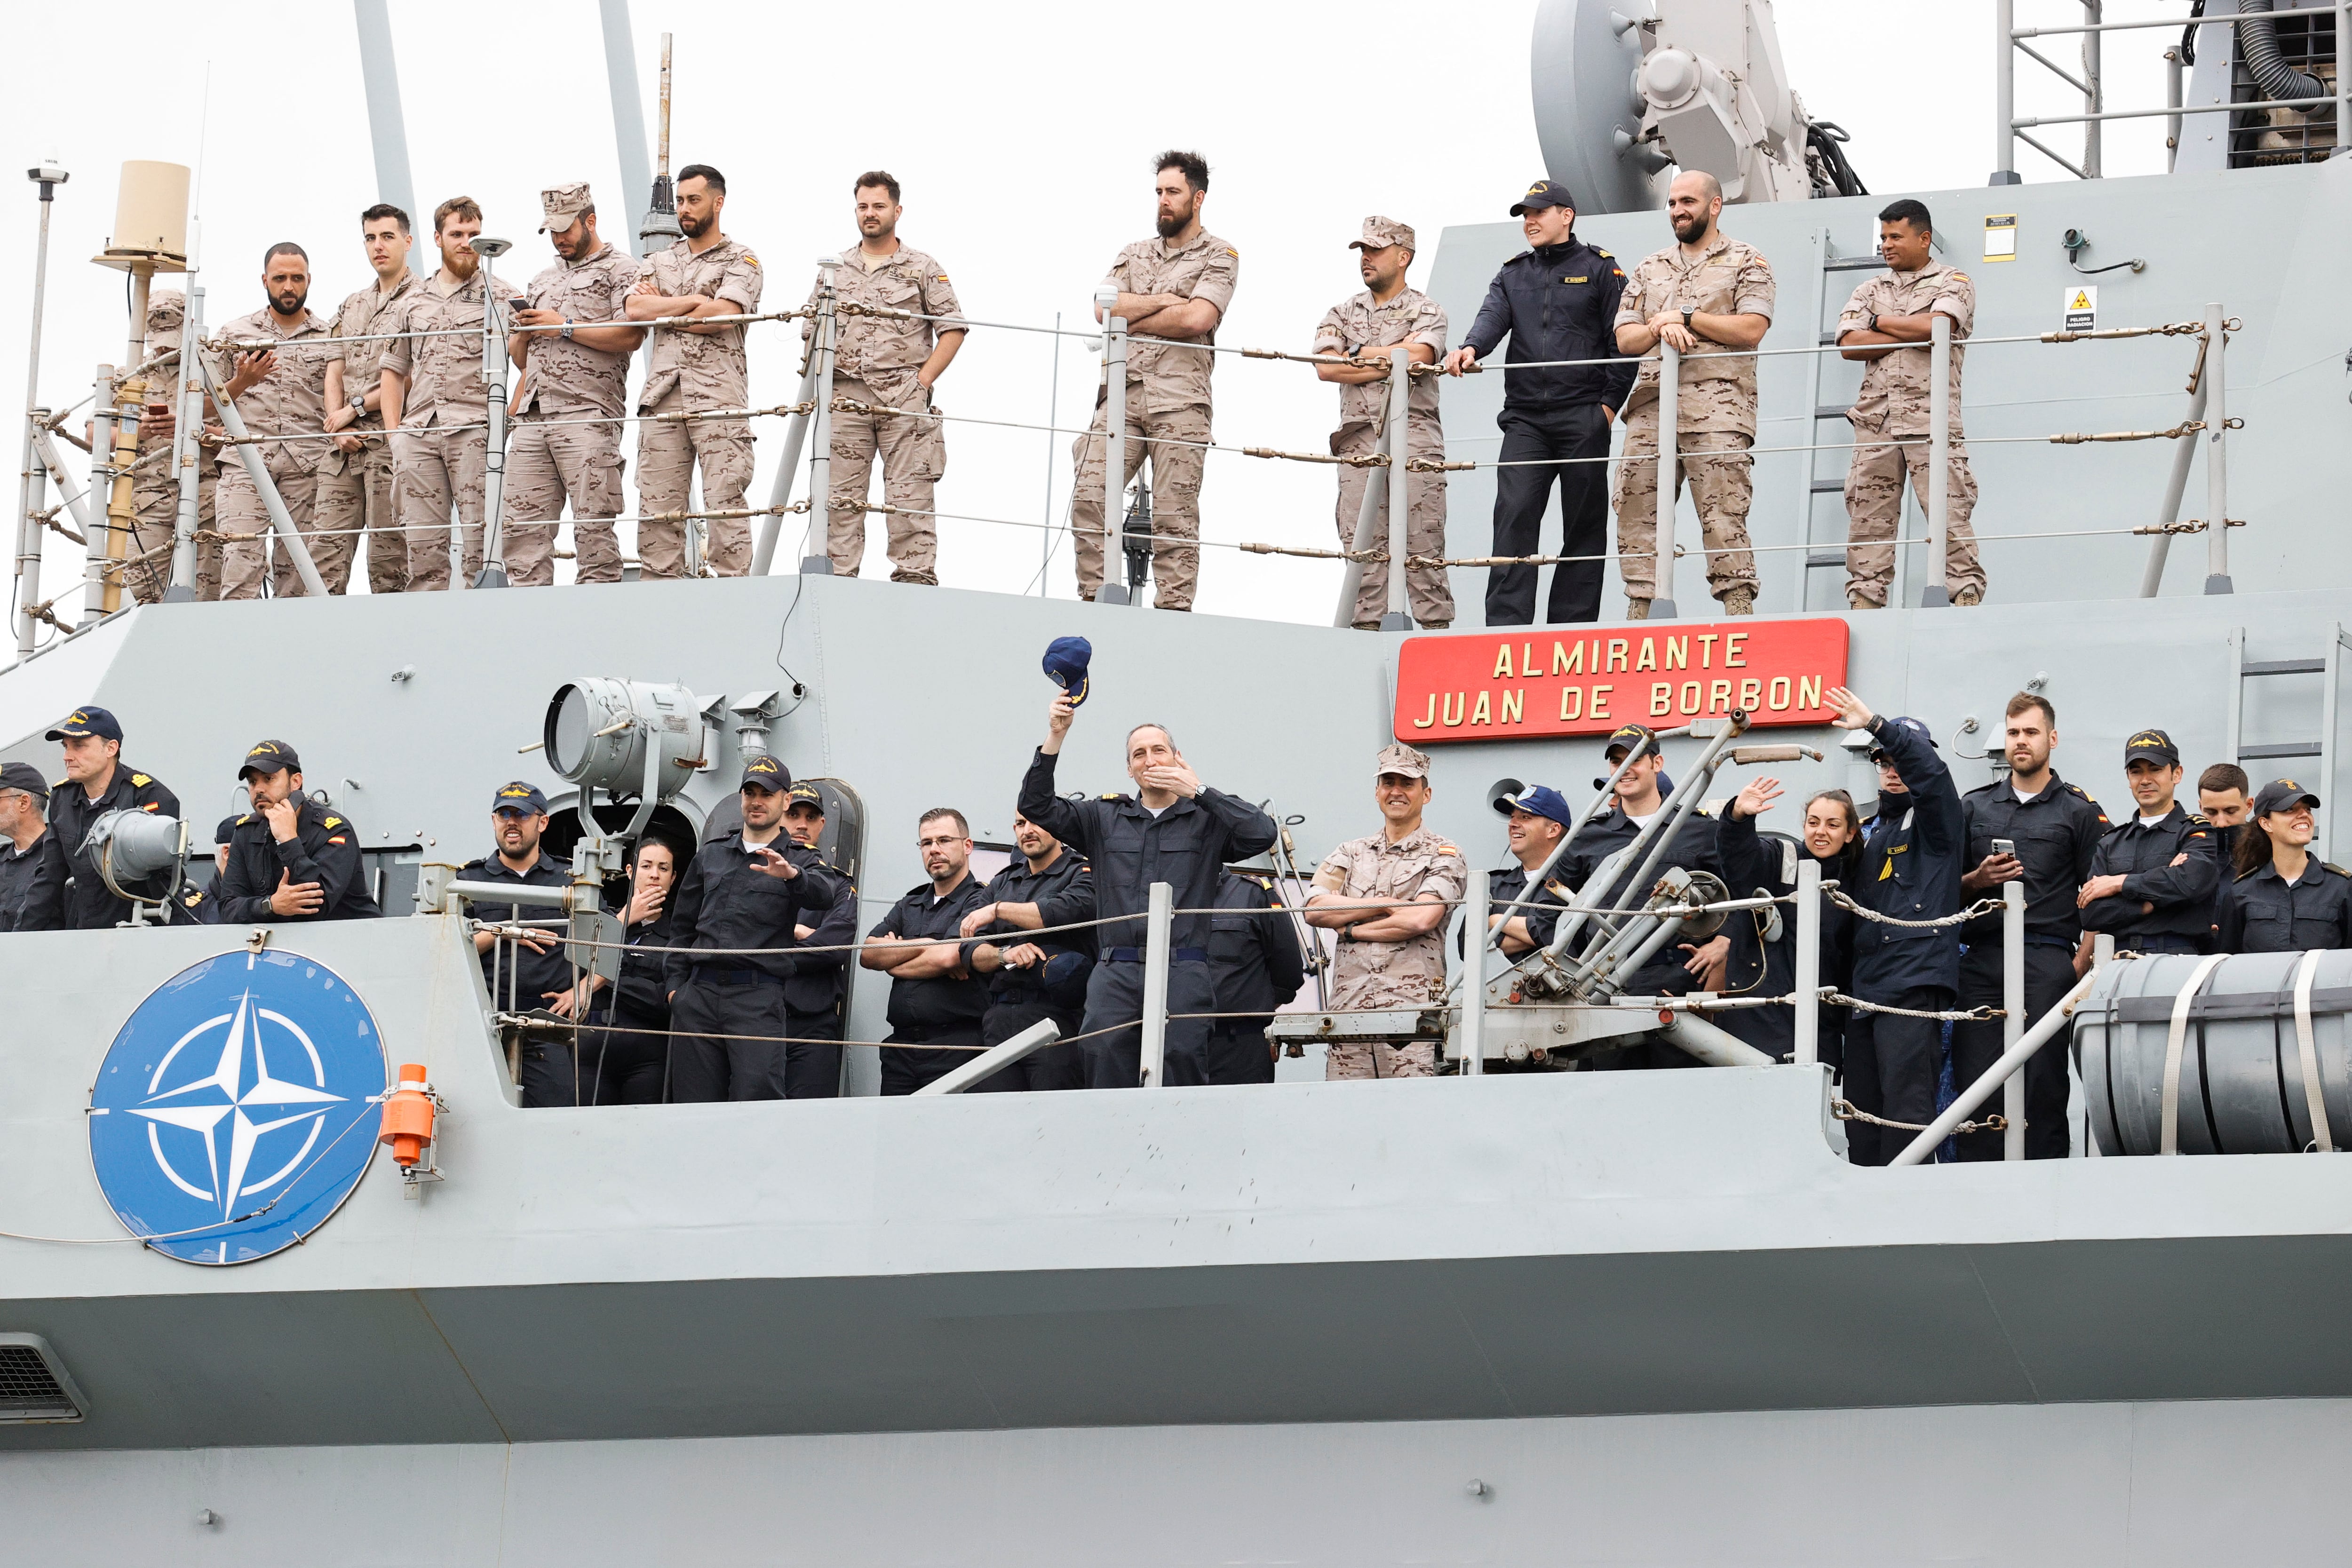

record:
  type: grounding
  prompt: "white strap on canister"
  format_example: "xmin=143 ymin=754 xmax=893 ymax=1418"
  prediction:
xmin=2292 ymin=948 xmax=2334 ymax=1154
xmin=2160 ymin=953 xmax=2231 ymax=1156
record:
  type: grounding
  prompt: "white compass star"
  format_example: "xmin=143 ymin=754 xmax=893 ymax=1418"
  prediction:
xmin=131 ymin=991 xmax=346 ymax=1218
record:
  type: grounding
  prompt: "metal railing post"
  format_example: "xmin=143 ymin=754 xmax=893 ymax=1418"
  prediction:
xmin=1921 ymin=313 xmax=1953 ymax=607
xmin=1138 ymin=880 xmax=1172 ymax=1088
xmin=2003 ymin=881 xmax=2026 ymax=1160
xmin=1793 ymin=858 xmax=1821 ymax=1066
xmin=13 ymin=167 xmax=59 ymax=659
xmin=2340 ymin=1 xmax=2352 ymax=159
xmin=472 ymin=263 xmax=512 ymax=589
xmin=1333 ymin=455 xmax=1384 ymax=628
xmin=1461 ymin=867 xmax=1487 ymax=1076
xmin=803 ymin=257 xmax=841 ymax=575
xmin=166 ymin=285 xmax=205 ymax=600
xmin=752 ymin=356 xmax=822 ymax=575
xmin=2081 ymin=0 xmax=2104 ymax=178
xmin=1095 ymin=287 xmax=1128 ymax=605
xmin=80 ymin=364 xmax=116 ymax=623
xmin=1993 ymin=0 xmax=2022 ymax=184
xmin=2137 ymin=373 xmax=2207 ymax=597
xmin=2201 ymin=302 xmax=2231 ymax=594
xmin=2164 ymin=46 xmax=2185 ymax=172
xmin=1380 ymin=351 xmax=1413 ymax=631
xmin=1652 ymin=340 xmax=1680 ymax=618
xmin=195 ymin=351 xmax=328 ymax=598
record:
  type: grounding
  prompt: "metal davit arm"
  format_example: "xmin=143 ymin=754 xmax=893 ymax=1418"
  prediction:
xmin=194 ymin=350 xmax=327 ymax=598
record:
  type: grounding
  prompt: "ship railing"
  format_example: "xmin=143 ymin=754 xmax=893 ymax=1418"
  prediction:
xmin=1993 ymin=0 xmax=2348 ymax=181
xmin=11 ymin=274 xmax=2242 ymax=654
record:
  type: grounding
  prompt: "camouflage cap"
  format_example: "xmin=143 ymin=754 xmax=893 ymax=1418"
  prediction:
xmin=1349 ymin=216 xmax=1416 ymax=254
xmin=538 ymin=182 xmax=593 ymax=235
xmin=146 ymin=290 xmax=186 ymax=328
xmin=1375 ymin=742 xmax=1431 ymax=780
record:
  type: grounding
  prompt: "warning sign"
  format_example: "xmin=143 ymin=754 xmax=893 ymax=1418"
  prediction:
xmin=1983 ymin=214 xmax=2018 ymax=261
xmin=2064 ymin=286 xmax=2098 ymax=331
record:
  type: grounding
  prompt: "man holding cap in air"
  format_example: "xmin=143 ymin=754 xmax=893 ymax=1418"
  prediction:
xmin=0 ymin=762 xmax=65 ymax=931
xmin=2078 ymin=728 xmax=2220 ymax=957
xmin=664 ymin=754 xmax=844 ymax=1102
xmin=45 ymin=706 xmax=182 ymax=931
xmin=215 ymin=740 xmax=381 ymax=924
xmin=1304 ymin=743 xmax=1467 ymax=1079
xmin=1827 ymin=688 xmax=1964 ymax=1164
xmin=1442 ymin=180 xmax=1635 ymax=628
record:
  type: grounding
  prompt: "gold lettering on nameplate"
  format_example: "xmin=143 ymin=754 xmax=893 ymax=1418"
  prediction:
xmin=1493 ymin=645 xmax=1514 ymax=678
xmin=1552 ymin=641 xmax=1583 ymax=675
xmin=1414 ymin=693 xmax=1436 ymax=729
xmin=1443 ymin=692 xmax=1465 ymax=726
xmin=1800 ymin=675 xmax=1822 ymax=708
xmin=1560 ymin=686 xmax=1584 ymax=721
xmin=1470 ymin=691 xmax=1493 ymax=726
xmin=1650 ymin=682 xmax=1672 ymax=717
xmin=1500 ymin=689 xmax=1524 ymax=724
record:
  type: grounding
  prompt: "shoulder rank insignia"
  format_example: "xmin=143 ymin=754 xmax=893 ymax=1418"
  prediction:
xmin=236 ymin=812 xmax=253 ymax=826
xmin=131 ymin=773 xmax=151 ymax=786
xmin=1595 ymin=248 xmax=1613 ymax=258
xmin=1100 ymin=792 xmax=1125 ymax=801
xmin=323 ymin=816 xmax=342 ymax=829
xmin=2325 ymin=863 xmax=2349 ymax=877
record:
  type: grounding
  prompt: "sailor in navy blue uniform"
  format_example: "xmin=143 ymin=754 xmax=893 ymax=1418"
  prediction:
xmin=2077 ymin=728 xmax=2220 ymax=957
xmin=1442 ymin=179 xmax=1637 ymax=627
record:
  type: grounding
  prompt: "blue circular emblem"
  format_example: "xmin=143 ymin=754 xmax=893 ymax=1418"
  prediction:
xmin=87 ymin=950 xmax=387 ymax=1265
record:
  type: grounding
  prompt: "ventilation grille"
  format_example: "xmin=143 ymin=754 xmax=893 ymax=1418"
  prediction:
xmin=0 ymin=1336 xmax=87 ymax=1423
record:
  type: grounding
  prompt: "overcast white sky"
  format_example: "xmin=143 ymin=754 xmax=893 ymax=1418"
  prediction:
xmin=0 ymin=1 xmax=2190 ymax=645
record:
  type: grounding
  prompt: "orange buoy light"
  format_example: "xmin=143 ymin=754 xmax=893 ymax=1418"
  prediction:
xmin=379 ymin=1063 xmax=436 ymax=1169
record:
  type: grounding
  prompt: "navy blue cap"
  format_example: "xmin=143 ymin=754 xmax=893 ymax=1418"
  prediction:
xmin=2123 ymin=727 xmax=2181 ymax=767
xmin=46 ymin=706 xmax=123 ymax=742
xmin=237 ymin=738 xmax=301 ymax=779
xmin=492 ymin=780 xmax=550 ymax=814
xmin=1043 ymin=636 xmax=1092 ymax=708
xmin=1496 ymin=784 xmax=1577 ymax=830
xmin=2253 ymin=778 xmax=2321 ymax=817
xmin=0 ymin=761 xmax=48 ymax=800
xmin=739 ymin=754 xmax=790 ymax=793
xmin=1509 ymin=179 xmax=1576 ymax=216
xmin=1869 ymin=716 xmax=1938 ymax=759
xmin=1604 ymin=723 xmax=1660 ymax=763
xmin=215 ymin=815 xmax=244 ymax=847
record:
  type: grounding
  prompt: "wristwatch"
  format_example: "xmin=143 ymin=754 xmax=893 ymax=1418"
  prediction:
xmin=1867 ymin=311 xmax=1881 ymax=334
xmin=560 ymin=320 xmax=575 ymax=340
xmin=1681 ymin=308 xmax=1695 ymax=334
xmin=349 ymin=394 xmax=366 ymax=416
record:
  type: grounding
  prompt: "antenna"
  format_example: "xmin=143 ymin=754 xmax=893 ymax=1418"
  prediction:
xmin=639 ymin=33 xmax=681 ymax=247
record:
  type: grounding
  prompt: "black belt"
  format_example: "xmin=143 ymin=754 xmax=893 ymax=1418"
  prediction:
xmin=2118 ymin=933 xmax=2203 ymax=956
xmin=691 ymin=964 xmax=783 ymax=987
xmin=1104 ymin=947 xmax=1208 ymax=964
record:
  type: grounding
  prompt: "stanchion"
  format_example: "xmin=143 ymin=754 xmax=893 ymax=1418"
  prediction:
xmin=800 ymin=258 xmax=840 ymax=575
xmin=1460 ymin=867 xmax=1487 ymax=1076
xmin=2201 ymin=302 xmax=2231 ymax=594
xmin=13 ymin=159 xmax=63 ymax=658
xmin=1138 ymin=880 xmax=1172 ymax=1088
xmin=471 ymin=238 xmax=515 ymax=589
xmin=1332 ymin=441 xmax=1384 ymax=629
xmin=79 ymin=363 xmax=116 ymax=623
xmin=164 ymin=284 xmax=205 ymax=600
xmin=1653 ymin=340 xmax=1679 ymax=618
xmin=1920 ymin=313 xmax=1953 ymax=608
xmin=2002 ymin=881 xmax=2026 ymax=1160
xmin=1793 ymin=859 xmax=1821 ymax=1066
xmin=1095 ymin=288 xmax=1131 ymax=605
xmin=751 ymin=355 xmax=821 ymax=575
xmin=1379 ymin=350 xmax=1412 ymax=632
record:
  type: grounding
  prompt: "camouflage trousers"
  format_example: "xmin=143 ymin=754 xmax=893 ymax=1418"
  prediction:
xmin=506 ymin=413 xmax=626 ymax=588
xmin=125 ymin=467 xmax=218 ymax=604
xmin=636 ymin=387 xmax=753 ymax=579
xmin=1612 ymin=417 xmax=1757 ymax=602
xmin=1334 ymin=417 xmax=1454 ymax=629
xmin=1843 ymin=426 xmax=1985 ymax=607
xmin=1325 ymin=1040 xmax=1438 ymax=1079
xmin=393 ymin=423 xmax=485 ymax=592
xmin=1069 ymin=395 xmax=1208 ymax=611
xmin=828 ymin=366 xmax=945 ymax=581
xmin=218 ymin=455 xmax=333 ymax=600
xmin=313 ymin=431 xmax=407 ymax=595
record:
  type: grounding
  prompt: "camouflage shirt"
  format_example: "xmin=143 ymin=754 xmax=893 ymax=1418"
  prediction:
xmin=1615 ymin=232 xmax=1776 ymax=433
xmin=1102 ymin=230 xmax=1240 ymax=413
xmin=1313 ymin=285 xmax=1448 ymax=428
xmin=209 ymin=306 xmax=337 ymax=471
xmin=1314 ymin=824 xmax=1468 ymax=1009
xmin=327 ymin=268 xmax=419 ymax=425
xmin=381 ymin=268 xmax=489 ymax=426
xmin=808 ymin=244 xmax=967 ymax=378
xmin=517 ymin=242 xmax=645 ymax=417
xmin=1838 ymin=257 xmax=1975 ymax=437
xmin=638 ymin=234 xmax=764 ymax=410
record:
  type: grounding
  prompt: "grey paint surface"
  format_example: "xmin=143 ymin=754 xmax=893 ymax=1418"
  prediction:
xmin=10 ymin=1400 xmax=2352 ymax=1565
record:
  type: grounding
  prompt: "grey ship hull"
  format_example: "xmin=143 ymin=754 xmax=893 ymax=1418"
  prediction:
xmin=5 ymin=157 xmax=2352 ymax=1561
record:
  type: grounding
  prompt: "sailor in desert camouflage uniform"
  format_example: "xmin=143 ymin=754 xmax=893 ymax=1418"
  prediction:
xmin=1313 ymin=216 xmax=1455 ymax=630
xmin=212 ymin=244 xmax=341 ymax=598
xmin=1835 ymin=198 xmax=1986 ymax=608
xmin=1304 ymin=743 xmax=1468 ymax=1079
xmin=1068 ymin=150 xmax=1237 ymax=612
xmin=320 ymin=203 xmax=421 ymax=594
xmin=809 ymin=171 xmax=967 ymax=583
xmin=507 ymin=182 xmax=645 ymax=587
xmin=1611 ymin=171 xmax=1774 ymax=619
xmin=380 ymin=196 xmax=493 ymax=591
xmin=626 ymin=163 xmax=763 ymax=578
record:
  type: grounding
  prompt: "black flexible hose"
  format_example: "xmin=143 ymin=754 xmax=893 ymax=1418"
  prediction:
xmin=2236 ymin=0 xmax=2329 ymax=107
xmin=1804 ymin=121 xmax=1868 ymax=199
